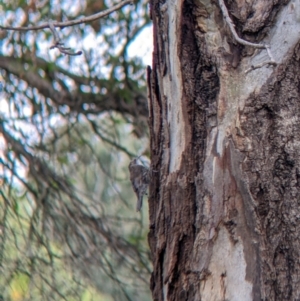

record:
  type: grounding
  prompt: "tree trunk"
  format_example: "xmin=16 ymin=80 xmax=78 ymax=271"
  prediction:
xmin=147 ymin=0 xmax=300 ymax=300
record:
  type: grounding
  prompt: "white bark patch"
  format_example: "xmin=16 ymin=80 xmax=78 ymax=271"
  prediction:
xmin=240 ymin=1 xmax=300 ymax=104
xmin=197 ymin=1 xmax=300 ymax=156
xmin=164 ymin=0 xmax=185 ymax=172
xmin=200 ymin=227 xmax=253 ymax=301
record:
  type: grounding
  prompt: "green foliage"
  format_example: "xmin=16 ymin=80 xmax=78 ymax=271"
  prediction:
xmin=0 ymin=0 xmax=152 ymax=299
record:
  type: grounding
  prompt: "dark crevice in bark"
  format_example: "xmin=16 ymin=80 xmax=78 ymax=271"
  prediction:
xmin=149 ymin=0 xmax=223 ymax=299
xmin=223 ymin=0 xmax=289 ymax=37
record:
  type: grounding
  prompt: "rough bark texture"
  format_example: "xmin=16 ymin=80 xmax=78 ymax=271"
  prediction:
xmin=147 ymin=0 xmax=300 ymax=300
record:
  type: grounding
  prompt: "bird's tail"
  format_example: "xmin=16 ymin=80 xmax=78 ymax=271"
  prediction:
xmin=136 ymin=195 xmax=143 ymax=212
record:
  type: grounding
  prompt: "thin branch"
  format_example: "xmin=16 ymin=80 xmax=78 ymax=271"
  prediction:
xmin=0 ymin=55 xmax=149 ymax=117
xmin=245 ymin=60 xmax=277 ymax=74
xmin=89 ymin=120 xmax=136 ymax=158
xmin=218 ymin=0 xmax=265 ymax=49
xmin=0 ymin=0 xmax=133 ymax=31
xmin=0 ymin=0 xmax=132 ymax=56
xmin=0 ymin=121 xmax=71 ymax=194
xmin=218 ymin=0 xmax=277 ymax=72
xmin=48 ymin=20 xmax=82 ymax=56
xmin=266 ymin=45 xmax=275 ymax=62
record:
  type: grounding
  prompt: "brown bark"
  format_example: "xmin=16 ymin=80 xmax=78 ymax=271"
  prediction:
xmin=147 ymin=0 xmax=300 ymax=300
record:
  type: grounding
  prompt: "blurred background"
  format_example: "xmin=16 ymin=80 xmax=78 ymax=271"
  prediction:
xmin=0 ymin=0 xmax=153 ymax=300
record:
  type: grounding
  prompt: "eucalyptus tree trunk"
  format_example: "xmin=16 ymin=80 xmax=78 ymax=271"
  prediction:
xmin=147 ymin=0 xmax=300 ymax=300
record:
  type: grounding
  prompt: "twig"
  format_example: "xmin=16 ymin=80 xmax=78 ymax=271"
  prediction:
xmin=265 ymin=45 xmax=275 ymax=62
xmin=48 ymin=20 xmax=82 ymax=56
xmin=218 ymin=0 xmax=277 ymax=72
xmin=0 ymin=0 xmax=133 ymax=56
xmin=245 ymin=61 xmax=277 ymax=73
xmin=48 ymin=20 xmax=60 ymax=42
xmin=0 ymin=0 xmax=133 ymax=31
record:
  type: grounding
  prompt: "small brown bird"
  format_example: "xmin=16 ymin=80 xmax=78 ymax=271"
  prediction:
xmin=128 ymin=158 xmax=150 ymax=212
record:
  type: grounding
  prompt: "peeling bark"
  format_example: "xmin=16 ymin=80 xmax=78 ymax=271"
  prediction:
xmin=148 ymin=0 xmax=300 ymax=300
